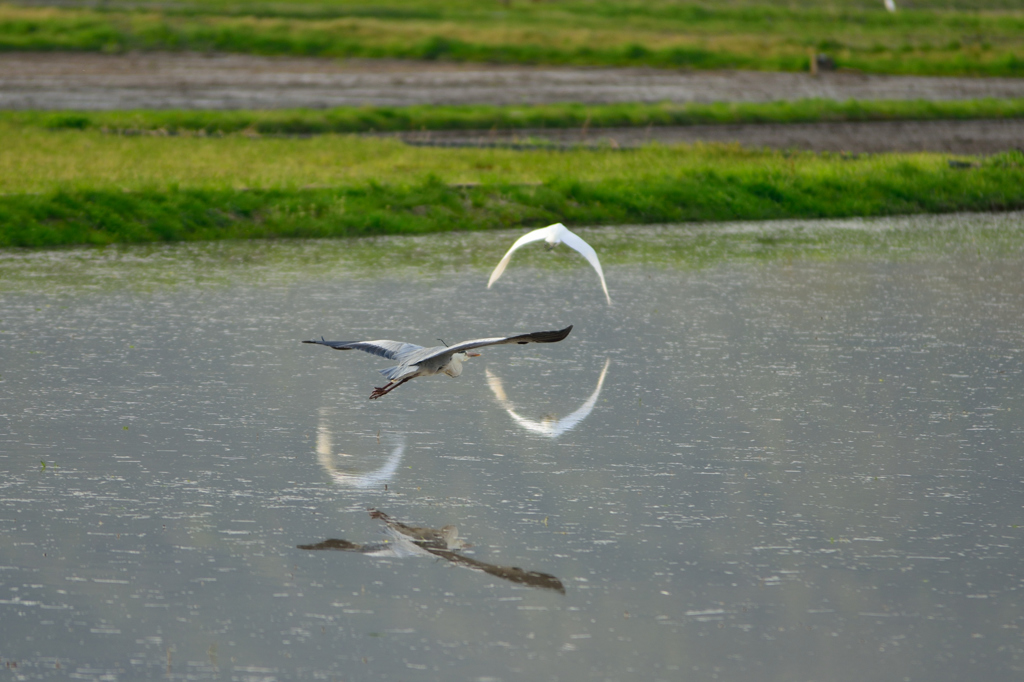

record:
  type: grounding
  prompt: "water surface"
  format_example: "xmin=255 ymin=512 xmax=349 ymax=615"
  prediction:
xmin=2 ymin=213 xmax=1024 ymax=681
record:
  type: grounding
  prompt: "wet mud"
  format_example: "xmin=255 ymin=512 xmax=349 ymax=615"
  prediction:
xmin=3 ymin=51 xmax=1023 ymax=153
xmin=387 ymin=118 xmax=1024 ymax=154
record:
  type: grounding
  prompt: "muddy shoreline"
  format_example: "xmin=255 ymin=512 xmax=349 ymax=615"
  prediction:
xmin=4 ymin=51 xmax=1024 ymax=153
xmin=385 ymin=119 xmax=1024 ymax=155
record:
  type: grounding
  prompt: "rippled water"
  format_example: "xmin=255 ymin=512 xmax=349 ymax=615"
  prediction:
xmin=2 ymin=213 xmax=1024 ymax=681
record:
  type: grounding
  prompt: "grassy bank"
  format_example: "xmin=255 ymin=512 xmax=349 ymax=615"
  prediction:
xmin=17 ymin=98 xmax=1024 ymax=136
xmin=4 ymin=163 xmax=1022 ymax=248
xmin=1 ymin=1 xmax=1023 ymax=76
xmin=1 ymin=120 xmax=1022 ymax=248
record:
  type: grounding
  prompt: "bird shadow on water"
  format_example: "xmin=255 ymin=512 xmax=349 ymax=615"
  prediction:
xmin=299 ymin=510 xmax=566 ymax=594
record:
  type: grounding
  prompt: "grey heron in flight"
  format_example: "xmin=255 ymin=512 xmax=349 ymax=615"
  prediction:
xmin=487 ymin=223 xmax=611 ymax=304
xmin=303 ymin=325 xmax=573 ymax=399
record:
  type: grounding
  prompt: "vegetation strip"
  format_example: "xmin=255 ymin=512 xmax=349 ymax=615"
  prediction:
xmin=1 ymin=2 xmax=1023 ymax=76
xmin=4 ymin=115 xmax=1022 ymax=248
xmin=2 ymin=153 xmax=1022 ymax=248
xmin=18 ymin=99 xmax=1024 ymax=136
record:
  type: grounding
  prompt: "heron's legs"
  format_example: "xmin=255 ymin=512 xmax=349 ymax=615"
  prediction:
xmin=369 ymin=377 xmax=411 ymax=400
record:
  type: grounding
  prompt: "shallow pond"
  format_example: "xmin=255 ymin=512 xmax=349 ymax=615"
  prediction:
xmin=2 ymin=212 xmax=1024 ymax=681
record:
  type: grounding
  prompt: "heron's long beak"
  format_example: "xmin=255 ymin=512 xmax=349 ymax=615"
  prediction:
xmin=467 ymin=352 xmax=482 ymax=357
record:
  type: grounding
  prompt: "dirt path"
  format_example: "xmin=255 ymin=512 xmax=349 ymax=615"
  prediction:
xmin=389 ymin=119 xmax=1024 ymax=154
xmin=3 ymin=51 xmax=1023 ymax=153
xmin=6 ymin=52 xmax=1024 ymax=109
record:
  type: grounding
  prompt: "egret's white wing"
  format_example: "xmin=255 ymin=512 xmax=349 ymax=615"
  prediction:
xmin=486 ymin=226 xmax=553 ymax=288
xmin=558 ymin=229 xmax=611 ymax=304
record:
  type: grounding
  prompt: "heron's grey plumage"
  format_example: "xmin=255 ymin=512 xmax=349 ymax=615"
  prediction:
xmin=303 ymin=326 xmax=573 ymax=399
xmin=310 ymin=338 xmax=423 ymax=361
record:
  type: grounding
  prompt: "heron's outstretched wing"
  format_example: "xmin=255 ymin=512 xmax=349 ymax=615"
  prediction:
xmin=441 ymin=325 xmax=573 ymax=357
xmin=302 ymin=338 xmax=425 ymax=362
xmin=486 ymin=226 xmax=553 ymax=288
xmin=387 ymin=326 xmax=572 ymax=367
xmin=558 ymin=229 xmax=611 ymax=304
xmin=304 ymin=327 xmax=571 ymax=383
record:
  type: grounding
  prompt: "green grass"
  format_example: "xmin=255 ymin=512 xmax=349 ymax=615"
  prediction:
xmin=2 ymin=120 xmax=1023 ymax=248
xmin=15 ymin=98 xmax=1024 ymax=136
xmin=2 ymin=1 xmax=1023 ymax=76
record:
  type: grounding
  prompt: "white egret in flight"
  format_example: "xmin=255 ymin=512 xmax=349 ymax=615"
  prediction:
xmin=304 ymin=326 xmax=573 ymax=399
xmin=487 ymin=223 xmax=611 ymax=304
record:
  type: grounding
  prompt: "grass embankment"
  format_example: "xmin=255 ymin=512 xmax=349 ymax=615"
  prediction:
xmin=17 ymin=98 xmax=1024 ymax=136
xmin=2 ymin=121 xmax=1023 ymax=248
xmin=1 ymin=1 xmax=1023 ymax=76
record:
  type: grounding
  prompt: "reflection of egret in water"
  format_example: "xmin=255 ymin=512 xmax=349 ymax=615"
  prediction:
xmin=486 ymin=358 xmax=610 ymax=438
xmin=299 ymin=510 xmax=565 ymax=593
xmin=316 ymin=408 xmax=404 ymax=489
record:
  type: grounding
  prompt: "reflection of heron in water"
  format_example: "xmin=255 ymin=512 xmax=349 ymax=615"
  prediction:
xmin=299 ymin=510 xmax=565 ymax=593
xmin=486 ymin=358 xmax=610 ymax=438
xmin=316 ymin=409 xmax=404 ymax=489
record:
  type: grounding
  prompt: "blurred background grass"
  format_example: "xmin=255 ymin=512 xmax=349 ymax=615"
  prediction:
xmin=10 ymin=98 xmax=1024 ymax=136
xmin=0 ymin=119 xmax=1014 ymax=194
xmin=2 ymin=0 xmax=1021 ymax=246
xmin=1 ymin=0 xmax=1023 ymax=75
xmin=2 ymin=116 xmax=1022 ymax=247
